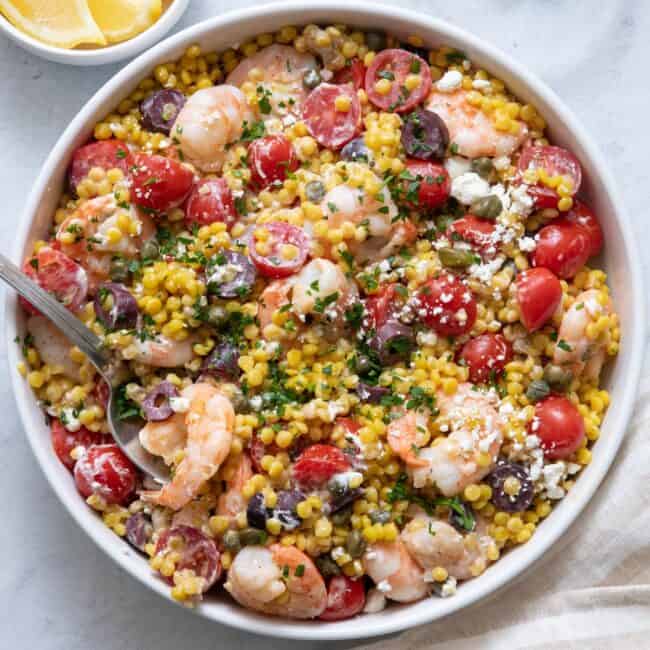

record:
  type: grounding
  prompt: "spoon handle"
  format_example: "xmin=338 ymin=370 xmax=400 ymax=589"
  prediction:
xmin=0 ymin=252 xmax=109 ymax=371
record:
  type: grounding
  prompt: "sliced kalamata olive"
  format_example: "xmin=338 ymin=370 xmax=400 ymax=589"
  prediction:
xmin=125 ymin=512 xmax=153 ymax=552
xmin=140 ymin=89 xmax=186 ymax=135
xmin=206 ymin=250 xmax=257 ymax=298
xmin=142 ymin=381 xmax=180 ymax=421
xmin=356 ymin=382 xmax=390 ymax=404
xmin=274 ymin=489 xmax=304 ymax=530
xmin=330 ymin=487 xmax=363 ymax=513
xmin=94 ymin=282 xmax=138 ymax=330
xmin=401 ymin=109 xmax=449 ymax=161
xmin=201 ymin=341 xmax=240 ymax=381
xmin=486 ymin=462 xmax=534 ymax=512
xmin=370 ymin=320 xmax=415 ymax=365
xmin=341 ymin=137 xmax=371 ymax=162
xmin=246 ymin=492 xmax=270 ymax=530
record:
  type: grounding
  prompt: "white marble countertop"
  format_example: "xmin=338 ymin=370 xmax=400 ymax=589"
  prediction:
xmin=0 ymin=1 xmax=647 ymax=648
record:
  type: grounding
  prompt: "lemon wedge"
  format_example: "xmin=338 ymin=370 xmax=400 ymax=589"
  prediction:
xmin=87 ymin=0 xmax=162 ymax=44
xmin=0 ymin=0 xmax=106 ymax=48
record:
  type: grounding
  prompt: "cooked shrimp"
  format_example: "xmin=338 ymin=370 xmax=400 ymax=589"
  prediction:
xmin=131 ymin=335 xmax=195 ymax=368
xmin=171 ymin=85 xmax=254 ymax=173
xmin=139 ymin=412 xmax=186 ymax=465
xmin=406 ymin=383 xmax=505 ymax=496
xmin=427 ymin=90 xmax=528 ymax=159
xmin=217 ymin=453 xmax=253 ymax=521
xmin=26 ymin=315 xmax=82 ymax=382
xmin=225 ymin=544 xmax=327 ymax=619
xmin=401 ymin=515 xmax=494 ymax=581
xmin=363 ymin=539 xmax=429 ymax=603
xmin=319 ymin=182 xmax=416 ymax=263
xmin=140 ymin=383 xmax=234 ymax=510
xmin=226 ymin=44 xmax=317 ymax=120
xmin=57 ymin=195 xmax=155 ymax=291
xmin=258 ymin=258 xmax=357 ymax=332
xmin=553 ymin=289 xmax=613 ymax=381
xmin=387 ymin=411 xmax=431 ymax=468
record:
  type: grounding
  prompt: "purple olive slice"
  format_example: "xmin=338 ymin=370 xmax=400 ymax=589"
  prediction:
xmin=142 ymin=381 xmax=179 ymax=421
xmin=140 ymin=89 xmax=186 ymax=135
xmin=401 ymin=109 xmax=450 ymax=161
xmin=206 ymin=250 xmax=257 ymax=299
xmin=201 ymin=341 xmax=240 ymax=380
xmin=94 ymin=282 xmax=138 ymax=330
xmin=486 ymin=462 xmax=534 ymax=512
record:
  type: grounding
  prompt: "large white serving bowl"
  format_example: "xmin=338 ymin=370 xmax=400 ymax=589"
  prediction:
xmin=5 ymin=1 xmax=645 ymax=641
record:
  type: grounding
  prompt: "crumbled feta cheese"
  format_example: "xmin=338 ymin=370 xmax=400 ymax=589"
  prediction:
xmin=363 ymin=588 xmax=387 ymax=613
xmin=61 ymin=407 xmax=81 ymax=432
xmin=451 ymin=172 xmax=491 ymax=205
xmin=436 ymin=70 xmax=463 ymax=92
xmin=376 ymin=580 xmax=392 ymax=593
xmin=416 ymin=330 xmax=438 ymax=347
xmin=518 ymin=236 xmax=537 ymax=252
xmin=444 ymin=155 xmax=472 ymax=179
xmin=472 ymin=79 xmax=491 ymax=90
xmin=469 ymin=256 xmax=504 ymax=284
xmin=508 ymin=184 xmax=534 ymax=216
xmin=248 ymin=395 xmax=263 ymax=411
xmin=493 ymin=156 xmax=511 ymax=171
xmin=440 ymin=576 xmax=457 ymax=597
xmin=169 ymin=396 xmax=190 ymax=413
xmin=542 ymin=462 xmax=568 ymax=500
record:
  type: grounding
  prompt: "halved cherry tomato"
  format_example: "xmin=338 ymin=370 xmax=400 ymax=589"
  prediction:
xmin=319 ymin=576 xmax=366 ymax=621
xmin=448 ymin=215 xmax=497 ymax=258
xmin=155 ymin=525 xmax=221 ymax=589
xmin=403 ymin=160 xmax=450 ymax=210
xmin=531 ymin=219 xmax=591 ymax=279
xmin=20 ymin=246 xmax=88 ymax=315
xmin=566 ymin=200 xmax=603 ymax=257
xmin=129 ymin=153 xmax=194 ymax=212
xmin=73 ymin=444 xmax=137 ymax=505
xmin=249 ymin=221 xmax=310 ymax=279
xmin=292 ymin=444 xmax=351 ymax=487
xmin=459 ymin=333 xmax=512 ymax=383
xmin=365 ymin=283 xmax=401 ymax=328
xmin=418 ymin=273 xmax=477 ymax=337
xmin=517 ymin=145 xmax=582 ymax=209
xmin=68 ymin=140 xmax=130 ymax=193
xmin=365 ymin=49 xmax=432 ymax=113
xmin=303 ymin=83 xmax=361 ymax=149
xmin=185 ymin=178 xmax=237 ymax=228
xmin=51 ymin=419 xmax=110 ymax=472
xmin=332 ymin=59 xmax=367 ymax=90
xmin=248 ymin=135 xmax=299 ymax=189
xmin=529 ymin=395 xmax=585 ymax=460
xmin=516 ymin=267 xmax=562 ymax=332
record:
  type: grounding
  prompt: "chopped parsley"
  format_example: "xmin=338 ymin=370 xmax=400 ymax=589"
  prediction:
xmin=240 ymin=120 xmax=266 ymax=142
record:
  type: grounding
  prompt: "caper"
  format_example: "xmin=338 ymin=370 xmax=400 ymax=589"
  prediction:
xmin=369 ymin=509 xmax=391 ymax=524
xmin=303 ymin=68 xmax=322 ymax=90
xmin=543 ymin=364 xmax=573 ymax=390
xmin=470 ymin=195 xmax=503 ymax=220
xmin=109 ymin=257 xmax=129 ymax=282
xmin=365 ymin=31 xmax=387 ymax=52
xmin=355 ymin=354 xmax=372 ymax=374
xmin=345 ymin=529 xmax=367 ymax=559
xmin=471 ymin=157 xmax=497 ymax=183
xmin=239 ymin=527 xmax=267 ymax=546
xmin=222 ymin=529 xmax=241 ymax=553
xmin=438 ymin=247 xmax=478 ymax=269
xmin=327 ymin=475 xmax=347 ymax=498
xmin=525 ymin=379 xmax=550 ymax=403
xmin=331 ymin=505 xmax=352 ymax=526
xmin=305 ymin=180 xmax=326 ymax=203
xmin=206 ymin=305 xmax=228 ymax=327
xmin=315 ymin=555 xmax=341 ymax=577
xmin=141 ymin=239 xmax=159 ymax=260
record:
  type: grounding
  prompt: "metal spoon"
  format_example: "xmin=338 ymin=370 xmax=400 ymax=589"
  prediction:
xmin=0 ymin=252 xmax=170 ymax=483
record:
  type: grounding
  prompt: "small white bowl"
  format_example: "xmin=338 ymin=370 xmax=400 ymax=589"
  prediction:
xmin=0 ymin=0 xmax=189 ymax=66
xmin=5 ymin=0 xmax=645 ymax=641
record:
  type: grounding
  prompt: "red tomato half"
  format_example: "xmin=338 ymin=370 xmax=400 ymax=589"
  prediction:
xmin=532 ymin=219 xmax=591 ymax=279
xmin=51 ymin=419 xmax=110 ymax=472
xmin=292 ymin=444 xmax=351 ymax=487
xmin=73 ymin=444 xmax=137 ymax=505
xmin=566 ymin=200 xmax=603 ymax=257
xmin=129 ymin=153 xmax=194 ymax=212
xmin=249 ymin=221 xmax=310 ymax=279
xmin=365 ymin=49 xmax=432 ymax=113
xmin=303 ymin=83 xmax=361 ymax=149
xmin=459 ymin=333 xmax=512 ymax=383
xmin=517 ymin=145 xmax=582 ymax=209
xmin=319 ymin=576 xmax=366 ymax=621
xmin=248 ymin=135 xmax=299 ymax=189
xmin=185 ymin=178 xmax=237 ymax=228
xmin=418 ymin=273 xmax=477 ymax=337
xmin=516 ymin=267 xmax=562 ymax=332
xmin=403 ymin=160 xmax=450 ymax=210
xmin=332 ymin=59 xmax=367 ymax=90
xmin=529 ymin=395 xmax=585 ymax=460
xmin=68 ymin=139 xmax=130 ymax=193
xmin=365 ymin=284 xmax=401 ymax=328
xmin=448 ymin=215 xmax=497 ymax=258
xmin=20 ymin=246 xmax=88 ymax=315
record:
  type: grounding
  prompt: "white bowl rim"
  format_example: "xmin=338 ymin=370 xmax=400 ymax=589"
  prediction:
xmin=0 ymin=0 xmax=189 ymax=66
xmin=5 ymin=0 xmax=646 ymax=640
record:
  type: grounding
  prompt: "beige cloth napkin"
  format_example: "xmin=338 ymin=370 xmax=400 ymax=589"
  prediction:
xmin=356 ymin=348 xmax=650 ymax=650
